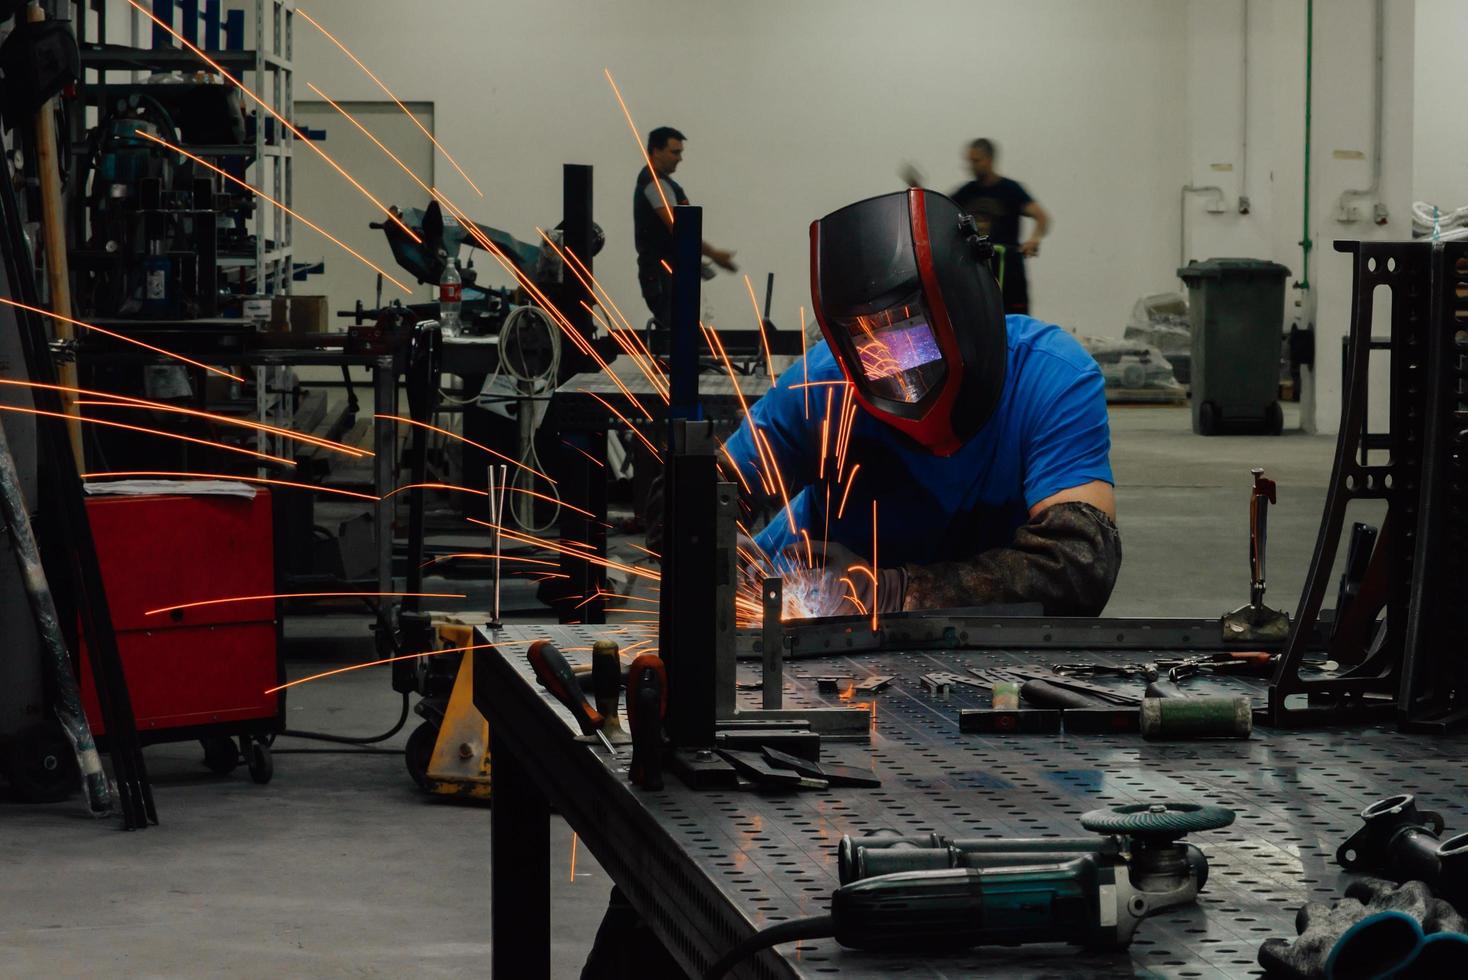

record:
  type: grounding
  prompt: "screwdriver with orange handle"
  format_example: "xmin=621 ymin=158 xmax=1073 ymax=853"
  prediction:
xmin=626 ymin=654 xmax=667 ymax=790
xmin=527 ymin=639 xmax=616 ymax=753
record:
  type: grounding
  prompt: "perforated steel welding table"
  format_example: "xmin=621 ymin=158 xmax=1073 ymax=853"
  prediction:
xmin=472 ymin=624 xmax=1468 ymax=979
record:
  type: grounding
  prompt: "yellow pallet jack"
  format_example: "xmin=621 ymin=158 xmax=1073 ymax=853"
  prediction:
xmin=404 ymin=623 xmax=492 ymax=800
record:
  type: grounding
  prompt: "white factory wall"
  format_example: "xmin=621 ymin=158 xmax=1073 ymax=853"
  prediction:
xmin=1181 ymin=0 xmax=1417 ymax=435
xmin=291 ymin=0 xmax=1189 ymax=342
xmin=1413 ymin=0 xmax=1468 ymax=209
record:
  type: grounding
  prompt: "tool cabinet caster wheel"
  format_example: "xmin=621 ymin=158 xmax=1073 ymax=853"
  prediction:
xmin=1 ymin=721 xmax=79 ymax=803
xmin=1197 ymin=400 xmax=1220 ymax=436
xmin=201 ymin=736 xmax=239 ymax=775
xmin=405 ymin=721 xmax=437 ymax=791
xmin=247 ymin=740 xmax=273 ymax=785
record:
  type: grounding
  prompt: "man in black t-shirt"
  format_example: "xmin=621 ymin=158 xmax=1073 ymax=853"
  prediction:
xmin=905 ymin=137 xmax=1050 ymax=314
xmin=633 ymin=126 xmax=738 ymax=324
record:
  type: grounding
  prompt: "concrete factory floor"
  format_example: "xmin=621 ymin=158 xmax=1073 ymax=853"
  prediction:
xmin=1 ymin=403 xmax=1343 ymax=978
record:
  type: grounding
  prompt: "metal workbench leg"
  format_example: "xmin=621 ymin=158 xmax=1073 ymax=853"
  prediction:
xmin=491 ymin=741 xmax=550 ymax=979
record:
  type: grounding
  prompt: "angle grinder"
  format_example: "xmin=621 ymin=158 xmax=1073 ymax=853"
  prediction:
xmin=704 ymin=801 xmax=1235 ymax=979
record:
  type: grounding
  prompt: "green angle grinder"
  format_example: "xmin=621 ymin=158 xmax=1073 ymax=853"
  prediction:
xmin=704 ymin=801 xmax=1235 ymax=978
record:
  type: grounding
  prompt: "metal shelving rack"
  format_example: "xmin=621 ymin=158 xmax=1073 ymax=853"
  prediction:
xmin=69 ymin=0 xmax=295 ymax=298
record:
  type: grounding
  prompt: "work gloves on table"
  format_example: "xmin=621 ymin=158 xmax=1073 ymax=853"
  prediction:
xmin=1258 ymin=877 xmax=1468 ymax=979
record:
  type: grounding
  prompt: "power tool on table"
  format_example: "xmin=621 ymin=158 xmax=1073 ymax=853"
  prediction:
xmin=704 ymin=801 xmax=1235 ymax=978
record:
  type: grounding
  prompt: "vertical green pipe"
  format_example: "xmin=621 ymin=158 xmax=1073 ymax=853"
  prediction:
xmin=1299 ymin=0 xmax=1313 ymax=289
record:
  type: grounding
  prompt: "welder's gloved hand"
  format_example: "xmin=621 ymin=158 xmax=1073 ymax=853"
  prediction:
xmin=1257 ymin=877 xmax=1467 ymax=979
xmin=784 ymin=541 xmax=906 ymax=619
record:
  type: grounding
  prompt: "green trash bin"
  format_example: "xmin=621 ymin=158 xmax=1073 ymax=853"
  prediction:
xmin=1176 ymin=257 xmax=1291 ymax=435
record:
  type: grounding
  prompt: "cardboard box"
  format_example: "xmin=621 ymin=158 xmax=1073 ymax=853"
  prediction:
xmin=270 ymin=295 xmax=331 ymax=333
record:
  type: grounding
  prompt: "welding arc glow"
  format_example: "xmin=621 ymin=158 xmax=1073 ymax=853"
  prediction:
xmin=0 ymin=296 xmax=245 ymax=384
xmin=134 ymin=130 xmax=412 ymax=295
xmin=296 ymin=7 xmax=484 ymax=198
xmin=124 ymin=0 xmax=418 ymax=242
xmin=0 ymin=404 xmax=293 ymax=466
xmin=605 ymin=69 xmax=673 ymax=224
xmin=146 ymin=591 xmax=465 ymax=617
xmin=265 ymin=640 xmax=508 ymax=694
xmin=81 ymin=471 xmax=378 ymax=501
xmin=375 ymin=414 xmax=555 ymax=484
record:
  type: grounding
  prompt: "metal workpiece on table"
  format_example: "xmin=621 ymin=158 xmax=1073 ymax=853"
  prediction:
xmin=474 ymin=625 xmax=1468 ymax=977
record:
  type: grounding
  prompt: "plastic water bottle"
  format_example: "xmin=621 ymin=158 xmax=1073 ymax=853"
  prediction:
xmin=438 ymin=253 xmax=462 ymax=336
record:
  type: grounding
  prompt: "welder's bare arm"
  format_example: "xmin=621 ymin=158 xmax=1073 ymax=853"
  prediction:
xmin=1021 ymin=201 xmax=1050 ymax=257
xmin=902 ymin=493 xmax=1121 ymax=616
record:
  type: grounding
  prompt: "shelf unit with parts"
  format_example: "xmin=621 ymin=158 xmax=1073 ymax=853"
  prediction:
xmin=68 ymin=0 xmax=296 ymax=298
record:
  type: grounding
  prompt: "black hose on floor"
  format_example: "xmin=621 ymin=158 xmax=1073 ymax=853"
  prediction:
xmin=703 ymin=915 xmax=836 ymax=979
xmin=274 ymin=691 xmax=412 ymax=747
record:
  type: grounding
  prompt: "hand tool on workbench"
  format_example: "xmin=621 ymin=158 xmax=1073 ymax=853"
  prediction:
xmin=1221 ymin=468 xmax=1291 ymax=642
xmin=705 ymin=802 xmax=1236 ymax=978
xmin=626 ymin=654 xmax=667 ymax=790
xmin=592 ymin=639 xmax=632 ymax=746
xmin=527 ymin=639 xmax=616 ymax=753
xmin=761 ymin=746 xmax=881 ymax=788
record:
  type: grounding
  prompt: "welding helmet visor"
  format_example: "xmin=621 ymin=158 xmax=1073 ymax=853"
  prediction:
xmin=810 ymin=189 xmax=1007 ymax=456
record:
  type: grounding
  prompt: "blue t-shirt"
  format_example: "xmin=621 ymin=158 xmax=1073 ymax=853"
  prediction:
xmin=724 ymin=315 xmax=1113 ymax=566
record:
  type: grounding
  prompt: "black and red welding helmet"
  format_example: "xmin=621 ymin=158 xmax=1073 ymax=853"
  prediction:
xmin=810 ymin=188 xmax=1007 ymax=456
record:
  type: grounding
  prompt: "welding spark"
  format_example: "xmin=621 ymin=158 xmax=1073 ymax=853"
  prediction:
xmin=0 ymin=297 xmax=245 ymax=384
xmin=124 ymin=0 xmax=419 ymax=242
xmin=469 ymin=519 xmax=660 ymax=583
xmin=836 ymin=463 xmax=862 ymax=520
xmin=418 ymin=552 xmax=560 ymax=570
xmin=134 ymin=130 xmax=412 ymax=295
xmin=0 ymin=404 xmax=294 ymax=467
xmin=71 ymin=395 xmax=367 ymax=459
xmin=605 ymin=69 xmax=673 ymax=224
xmin=383 ymin=481 xmax=599 ymax=522
xmin=376 ymin=414 xmax=554 ymax=484
xmin=265 ymin=639 xmax=508 ymax=694
xmin=744 ymin=275 xmax=776 ymax=381
xmin=576 ymin=389 xmax=661 ymax=462
xmin=147 ymin=591 xmax=465 ymax=617
xmin=81 ymin=471 xmax=378 ymax=501
xmin=296 ymin=7 xmax=484 ymax=198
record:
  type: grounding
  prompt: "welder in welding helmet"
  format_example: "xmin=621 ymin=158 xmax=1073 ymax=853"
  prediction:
xmin=723 ymin=188 xmax=1120 ymax=619
xmin=810 ymin=188 xmax=1007 ymax=456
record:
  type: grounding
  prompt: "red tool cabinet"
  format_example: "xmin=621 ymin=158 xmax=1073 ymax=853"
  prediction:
xmin=77 ymin=489 xmax=283 ymax=780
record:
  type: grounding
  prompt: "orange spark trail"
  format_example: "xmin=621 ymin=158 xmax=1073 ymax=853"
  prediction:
xmin=837 ymin=463 xmax=862 ymax=519
xmin=82 ymin=471 xmax=377 ymax=501
xmin=0 ymin=296 xmax=244 ymax=384
xmin=0 ymin=377 xmax=365 ymax=457
xmin=628 ymin=542 xmax=662 ymax=559
xmin=266 ymin=640 xmax=505 ymax=694
xmin=801 ymin=528 xmax=814 ymax=568
xmin=125 ymin=1 xmax=419 ymax=241
xmin=72 ymin=397 xmax=366 ymax=458
xmin=306 ymin=83 xmax=435 ymax=203
xmin=788 ymin=381 xmax=851 ymax=390
xmin=755 ymin=429 xmax=797 ymax=534
xmin=800 ymin=305 xmax=809 ymax=419
xmin=577 ymin=389 xmax=661 ymax=462
xmin=818 ymin=387 xmax=832 ymax=480
xmin=823 ymin=484 xmax=832 ymax=555
xmin=419 ymin=552 xmax=559 ymax=570
xmin=719 ymin=443 xmax=754 ymax=496
xmin=556 ymin=242 xmax=665 ymax=383
xmin=433 ymin=191 xmax=647 ymax=412
xmin=562 ymin=439 xmax=606 ymax=469
xmin=148 ymin=591 xmax=464 ymax=617
xmin=134 ymin=130 xmax=412 ymax=294
xmin=296 ymin=7 xmax=483 ymax=198
xmin=605 ymin=69 xmax=672 ymax=223
xmin=748 ymin=424 xmax=777 ymax=496
xmin=871 ymin=500 xmax=880 ymax=632
xmin=383 ymin=481 xmax=598 ymax=521
xmin=744 ymin=275 xmax=776 ymax=381
xmin=0 ymin=404 xmax=293 ymax=466
xmin=840 ymin=577 xmax=867 ymax=616
xmin=376 ymin=414 xmax=554 ymax=484
xmin=470 ymin=520 xmax=662 ymax=583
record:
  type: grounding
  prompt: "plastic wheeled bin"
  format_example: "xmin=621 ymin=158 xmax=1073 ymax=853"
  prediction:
xmin=1176 ymin=257 xmax=1291 ymax=435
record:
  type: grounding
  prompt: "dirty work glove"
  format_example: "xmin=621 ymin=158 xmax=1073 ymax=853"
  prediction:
xmin=1258 ymin=877 xmax=1467 ymax=979
xmin=781 ymin=541 xmax=906 ymax=619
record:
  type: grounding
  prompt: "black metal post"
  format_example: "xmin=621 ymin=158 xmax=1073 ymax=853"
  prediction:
xmin=668 ymin=204 xmax=703 ymax=428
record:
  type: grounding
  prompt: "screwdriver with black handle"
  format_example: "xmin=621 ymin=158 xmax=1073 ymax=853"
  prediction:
xmin=527 ymin=639 xmax=615 ymax=752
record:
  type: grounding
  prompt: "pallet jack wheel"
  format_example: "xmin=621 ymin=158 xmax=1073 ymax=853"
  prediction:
xmin=405 ymin=720 xmax=437 ymax=791
xmin=1 ymin=720 xmax=79 ymax=803
xmin=246 ymin=739 xmax=273 ymax=785
xmin=201 ymin=736 xmax=239 ymax=774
